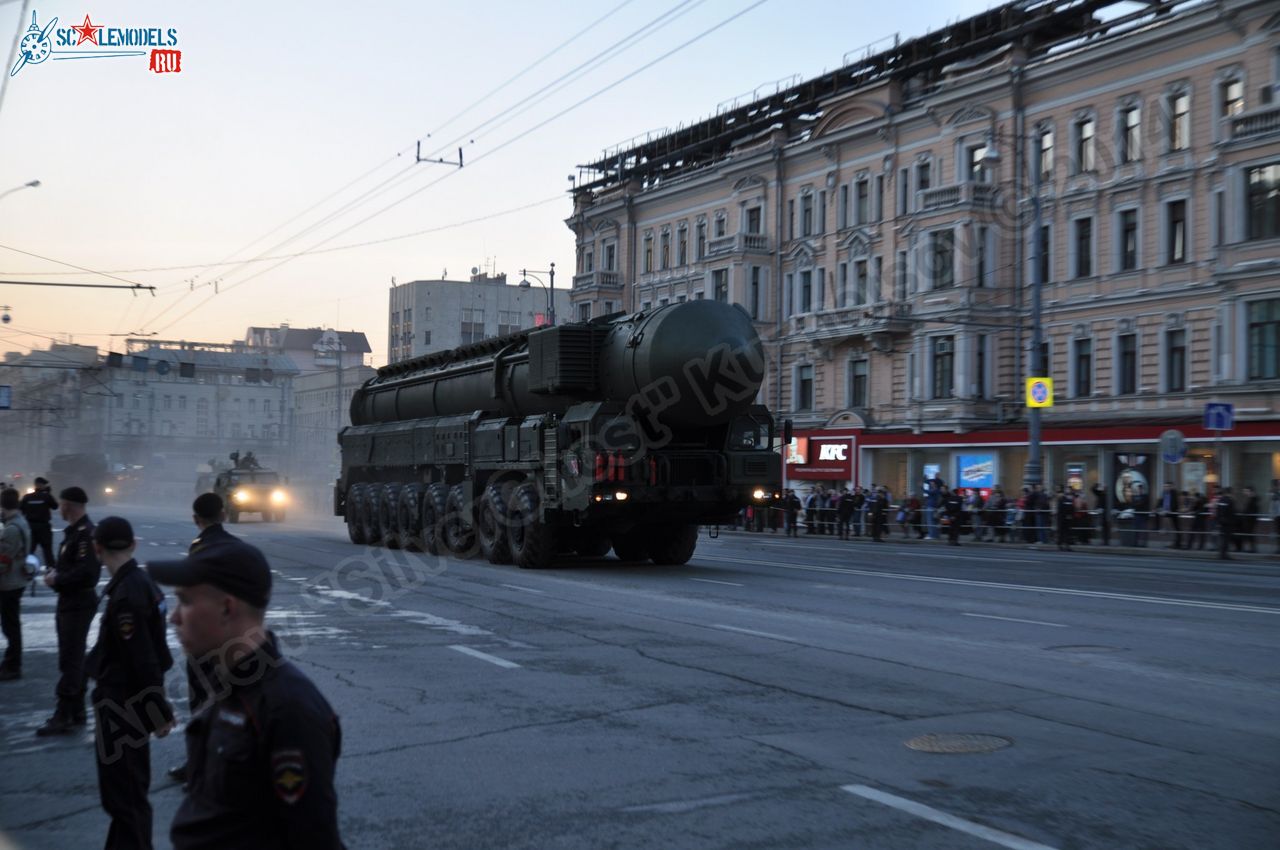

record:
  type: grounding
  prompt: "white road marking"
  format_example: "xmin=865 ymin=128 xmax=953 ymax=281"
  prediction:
xmin=622 ymin=791 xmax=758 ymax=813
xmin=689 ymin=578 xmax=744 ymax=587
xmin=842 ymin=785 xmax=1060 ymax=850
xmin=394 ymin=610 xmax=491 ymax=637
xmin=703 ymin=555 xmax=1280 ymax=616
xmin=712 ymin=624 xmax=798 ymax=642
xmin=500 ymin=583 xmax=546 ymax=594
xmin=963 ymin=613 xmax=1068 ymax=628
xmin=751 ymin=540 xmax=1039 ymax=565
xmin=448 ymin=645 xmax=520 ymax=669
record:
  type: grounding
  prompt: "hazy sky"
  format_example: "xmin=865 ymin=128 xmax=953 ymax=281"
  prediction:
xmin=0 ymin=0 xmax=997 ymax=365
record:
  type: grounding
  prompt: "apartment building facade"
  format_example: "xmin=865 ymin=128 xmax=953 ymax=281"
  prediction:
xmin=567 ymin=0 xmax=1280 ymax=502
xmin=387 ymin=272 xmax=573 ymax=364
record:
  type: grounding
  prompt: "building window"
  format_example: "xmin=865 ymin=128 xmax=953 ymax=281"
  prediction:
xmin=816 ymin=267 xmax=826 ymax=310
xmin=874 ymin=175 xmax=884 ymax=222
xmin=968 ymin=144 xmax=989 ymax=183
xmin=976 ymin=334 xmax=988 ymax=399
xmin=178 ymin=395 xmax=187 ymax=410
xmin=796 ymin=364 xmax=814 ymax=411
xmin=163 ymin=395 xmax=172 ymax=410
xmin=1038 ymin=127 xmax=1054 ymax=181
xmin=1120 ymin=105 xmax=1141 ymax=163
xmin=1247 ymin=298 xmax=1280 ymax=380
xmin=1246 ymin=163 xmax=1280 ymax=241
xmin=916 ymin=161 xmax=931 ymax=197
xmin=460 ymin=308 xmax=486 ymax=344
xmin=1119 ymin=209 xmax=1139 ymax=271
xmin=1074 ymin=217 xmax=1093 ymax=278
xmin=714 ymin=215 xmax=726 ymax=238
xmin=849 ymin=359 xmax=868 ymax=408
xmin=712 ymin=269 xmax=728 ymax=302
xmin=1072 ymin=338 xmax=1092 ymax=397
xmin=604 ymin=242 xmax=617 ymax=271
xmin=1166 ymin=329 xmax=1187 ymax=392
xmin=696 ymin=221 xmax=707 ymax=259
xmin=898 ymin=167 xmax=909 ymax=215
xmin=785 ymin=273 xmax=794 ymax=315
xmin=577 ymin=302 xmax=592 ymax=322
xmin=583 ymin=249 xmax=594 ymax=273
xmin=854 ymin=260 xmax=869 ymax=305
xmin=787 ymin=201 xmax=795 ymax=240
xmin=1166 ymin=200 xmax=1187 ymax=264
xmin=423 ymin=330 xmax=432 ymax=344
xmin=855 ymin=179 xmax=869 ymax=224
xmin=498 ymin=310 xmax=521 ymax=337
xmin=895 ymin=251 xmax=908 ymax=300
xmin=643 ymin=235 xmax=653 ymax=273
xmin=746 ymin=206 xmax=762 ymax=234
xmin=799 ymin=270 xmax=813 ymax=313
xmin=931 ymin=336 xmax=954 ymax=399
xmin=818 ymin=190 xmax=827 ymax=234
xmin=838 ymin=185 xmax=849 ymax=230
xmin=838 ymin=263 xmax=848 ymax=308
xmin=1117 ymin=333 xmax=1138 ymax=394
xmin=1221 ymin=78 xmax=1244 ymax=118
xmin=660 ymin=232 xmax=670 ymax=270
xmin=1037 ymin=224 xmax=1052 ymax=283
xmin=800 ymin=194 xmax=813 ymax=237
xmin=676 ymin=229 xmax=687 ymax=266
xmin=976 ymin=225 xmax=989 ymax=286
xmin=749 ymin=266 xmax=764 ymax=319
xmin=1074 ymin=116 xmax=1095 ymax=173
xmin=929 ymin=230 xmax=955 ymax=289
xmin=1169 ymin=91 xmax=1190 ymax=151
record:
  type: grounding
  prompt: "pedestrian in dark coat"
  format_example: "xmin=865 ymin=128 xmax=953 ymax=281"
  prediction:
xmin=1055 ymin=485 xmax=1075 ymax=551
xmin=942 ymin=487 xmax=963 ymax=546
xmin=1214 ymin=487 xmax=1236 ymax=560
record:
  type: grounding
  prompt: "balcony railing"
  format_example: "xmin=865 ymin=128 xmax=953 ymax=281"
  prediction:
xmin=706 ymin=232 xmax=770 ymax=257
xmin=917 ymin=182 xmax=998 ymax=212
xmin=572 ymin=270 xmax=622 ymax=289
xmin=1231 ymin=106 xmax=1280 ymax=142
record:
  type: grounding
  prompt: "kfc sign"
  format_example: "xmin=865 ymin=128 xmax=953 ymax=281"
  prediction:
xmin=787 ymin=434 xmax=854 ymax=480
xmin=817 ymin=443 xmax=847 ymax=461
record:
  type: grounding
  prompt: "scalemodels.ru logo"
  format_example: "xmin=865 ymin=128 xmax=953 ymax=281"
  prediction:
xmin=9 ymin=10 xmax=183 ymax=76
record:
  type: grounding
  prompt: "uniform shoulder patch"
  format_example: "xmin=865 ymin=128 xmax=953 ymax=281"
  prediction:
xmin=117 ymin=610 xmax=136 ymax=640
xmin=271 ymin=749 xmax=307 ymax=804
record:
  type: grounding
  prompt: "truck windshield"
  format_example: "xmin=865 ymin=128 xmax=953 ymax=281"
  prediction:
xmin=729 ymin=416 xmax=771 ymax=450
xmin=230 ymin=473 xmax=280 ymax=485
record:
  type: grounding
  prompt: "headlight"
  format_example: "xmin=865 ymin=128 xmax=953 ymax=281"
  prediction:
xmin=270 ymin=489 xmax=287 ymax=504
xmin=104 ymin=486 xmax=114 ymax=494
xmin=233 ymin=490 xmax=250 ymax=504
xmin=752 ymin=488 xmax=767 ymax=500
xmin=25 ymin=487 xmax=34 ymax=494
xmin=614 ymin=491 xmax=628 ymax=501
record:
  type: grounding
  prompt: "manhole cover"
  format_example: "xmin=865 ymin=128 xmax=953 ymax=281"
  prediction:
xmin=905 ymin=733 xmax=1012 ymax=754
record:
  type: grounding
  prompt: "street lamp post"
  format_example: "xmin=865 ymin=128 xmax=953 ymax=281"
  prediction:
xmin=986 ymin=133 xmax=1044 ymax=488
xmin=0 ymin=179 xmax=40 ymax=204
xmin=519 ymin=263 xmax=556 ymax=326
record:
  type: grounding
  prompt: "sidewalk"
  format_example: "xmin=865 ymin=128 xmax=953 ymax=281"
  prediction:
xmin=715 ymin=524 xmax=1280 ymax=563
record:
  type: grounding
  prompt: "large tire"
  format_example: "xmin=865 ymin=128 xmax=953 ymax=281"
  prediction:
xmin=346 ymin=485 xmax=367 ymax=544
xmin=228 ymin=508 xmax=241 ymax=524
xmin=442 ymin=484 xmax=478 ymax=558
xmin=379 ymin=484 xmax=403 ymax=550
xmin=573 ymin=528 xmax=612 ymax=558
xmin=611 ymin=528 xmax=650 ymax=563
xmin=477 ymin=482 xmax=513 ymax=565
xmin=421 ymin=483 xmax=448 ymax=557
xmin=508 ymin=482 xmax=555 ymax=569
xmin=649 ymin=524 xmax=699 ymax=565
xmin=362 ymin=484 xmax=383 ymax=545
xmin=397 ymin=484 xmax=425 ymax=552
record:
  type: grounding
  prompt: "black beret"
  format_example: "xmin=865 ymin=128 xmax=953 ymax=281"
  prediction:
xmin=59 ymin=486 xmax=89 ymax=504
xmin=93 ymin=516 xmax=135 ymax=551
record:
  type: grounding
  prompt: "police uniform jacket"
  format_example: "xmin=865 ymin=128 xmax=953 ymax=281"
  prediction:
xmin=19 ymin=489 xmax=58 ymax=524
xmin=172 ymin=633 xmax=344 ymax=850
xmin=86 ymin=559 xmax=174 ymax=727
xmin=54 ymin=515 xmax=102 ymax=597
xmin=190 ymin=523 xmax=236 ymax=555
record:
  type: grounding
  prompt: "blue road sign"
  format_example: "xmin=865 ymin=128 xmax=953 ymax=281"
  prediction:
xmin=1203 ymin=402 xmax=1234 ymax=431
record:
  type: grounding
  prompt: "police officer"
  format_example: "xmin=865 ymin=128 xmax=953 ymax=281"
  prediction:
xmin=86 ymin=517 xmax=175 ymax=850
xmin=37 ymin=486 xmax=103 ymax=735
xmin=20 ymin=476 xmax=58 ymax=578
xmin=168 ymin=493 xmax=237 ymax=785
xmin=149 ymin=537 xmax=345 ymax=849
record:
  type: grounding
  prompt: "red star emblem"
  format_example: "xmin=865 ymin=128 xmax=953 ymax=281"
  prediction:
xmin=72 ymin=14 xmax=102 ymax=46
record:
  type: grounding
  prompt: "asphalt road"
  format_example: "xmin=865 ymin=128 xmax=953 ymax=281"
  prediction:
xmin=1 ymin=504 xmax=1277 ymax=850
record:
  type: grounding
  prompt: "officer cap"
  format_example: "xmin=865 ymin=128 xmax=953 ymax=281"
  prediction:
xmin=148 ymin=538 xmax=271 ymax=609
xmin=192 ymin=492 xmax=224 ymax=521
xmin=59 ymin=486 xmax=89 ymax=504
xmin=34 ymin=476 xmax=49 ymax=486
xmin=93 ymin=516 xmax=135 ymax=551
